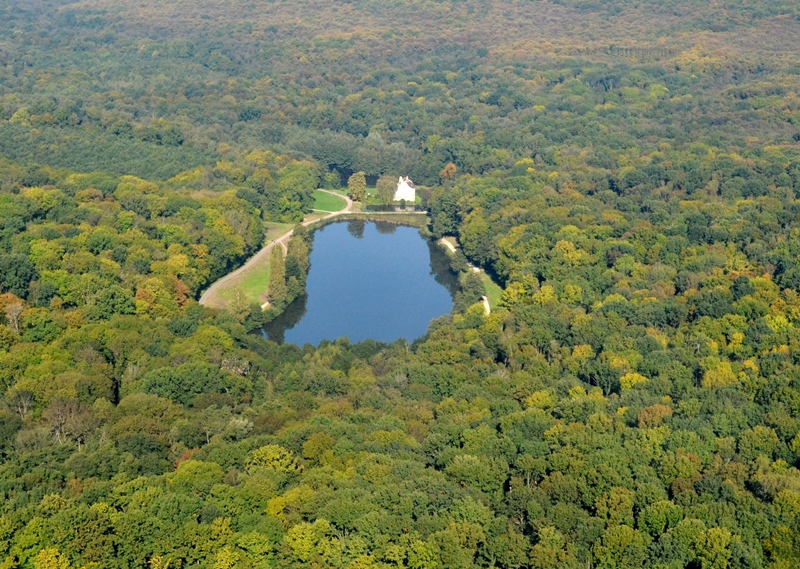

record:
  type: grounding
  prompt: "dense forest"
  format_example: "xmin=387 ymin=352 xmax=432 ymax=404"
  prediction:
xmin=1 ymin=0 xmax=800 ymax=567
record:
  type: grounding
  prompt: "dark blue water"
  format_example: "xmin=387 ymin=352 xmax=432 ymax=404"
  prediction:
xmin=262 ymin=220 xmax=458 ymax=345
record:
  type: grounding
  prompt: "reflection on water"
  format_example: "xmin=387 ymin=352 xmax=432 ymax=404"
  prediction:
xmin=347 ymin=219 xmax=365 ymax=239
xmin=374 ymin=221 xmax=397 ymax=235
xmin=426 ymin=238 xmax=460 ymax=297
xmin=261 ymin=221 xmax=457 ymax=346
xmin=262 ymin=294 xmax=308 ymax=344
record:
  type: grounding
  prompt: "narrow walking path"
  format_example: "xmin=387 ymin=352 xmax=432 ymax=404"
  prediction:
xmin=439 ymin=238 xmax=457 ymax=254
xmin=199 ymin=190 xmax=353 ymax=308
xmin=438 ymin=237 xmax=495 ymax=314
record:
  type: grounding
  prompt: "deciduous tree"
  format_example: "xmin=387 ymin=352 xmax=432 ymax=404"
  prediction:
xmin=348 ymin=171 xmax=367 ymax=202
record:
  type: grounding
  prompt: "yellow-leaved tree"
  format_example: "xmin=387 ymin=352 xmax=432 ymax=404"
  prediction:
xmin=245 ymin=444 xmax=302 ymax=474
xmin=33 ymin=548 xmax=70 ymax=569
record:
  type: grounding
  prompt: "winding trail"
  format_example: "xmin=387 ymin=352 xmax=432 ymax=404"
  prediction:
xmin=439 ymin=238 xmax=457 ymax=254
xmin=199 ymin=190 xmax=353 ymax=308
xmin=438 ymin=238 xmax=492 ymax=315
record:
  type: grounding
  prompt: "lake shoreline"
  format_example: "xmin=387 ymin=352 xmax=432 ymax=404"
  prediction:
xmin=199 ymin=192 xmax=432 ymax=310
xmin=260 ymin=220 xmax=457 ymax=345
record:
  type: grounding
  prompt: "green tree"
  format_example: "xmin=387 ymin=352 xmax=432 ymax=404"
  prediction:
xmin=593 ymin=525 xmax=650 ymax=569
xmin=348 ymin=171 xmax=367 ymax=202
xmin=530 ymin=527 xmax=579 ymax=569
xmin=286 ymin=231 xmax=310 ymax=284
xmin=141 ymin=363 xmax=234 ymax=406
xmin=268 ymin=246 xmax=287 ymax=308
xmin=376 ymin=175 xmax=396 ymax=206
xmin=0 ymin=254 xmax=38 ymax=298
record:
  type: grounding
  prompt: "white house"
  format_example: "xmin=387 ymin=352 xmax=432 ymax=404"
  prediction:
xmin=394 ymin=176 xmax=416 ymax=202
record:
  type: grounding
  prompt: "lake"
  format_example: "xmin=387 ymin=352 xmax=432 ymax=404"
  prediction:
xmin=262 ymin=220 xmax=458 ymax=345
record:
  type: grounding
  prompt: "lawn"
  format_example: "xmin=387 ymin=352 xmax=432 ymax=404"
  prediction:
xmin=240 ymin=263 xmax=271 ymax=302
xmin=481 ymin=273 xmax=503 ymax=309
xmin=313 ymin=190 xmax=347 ymax=212
xmin=216 ymin=222 xmax=295 ymax=306
xmin=217 ymin=254 xmax=274 ymax=306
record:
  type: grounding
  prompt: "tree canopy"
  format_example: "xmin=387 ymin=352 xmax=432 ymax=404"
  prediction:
xmin=1 ymin=0 xmax=800 ymax=567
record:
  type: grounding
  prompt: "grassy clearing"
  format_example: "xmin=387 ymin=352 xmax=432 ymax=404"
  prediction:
xmin=213 ymin=222 xmax=294 ymax=306
xmin=217 ymin=253 xmax=274 ymax=305
xmin=313 ymin=190 xmax=347 ymax=212
xmin=239 ymin=263 xmax=272 ymax=303
xmin=481 ymin=273 xmax=503 ymax=309
xmin=265 ymin=222 xmax=294 ymax=240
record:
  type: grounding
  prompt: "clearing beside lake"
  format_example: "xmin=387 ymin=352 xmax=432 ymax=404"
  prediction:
xmin=313 ymin=190 xmax=348 ymax=212
xmin=199 ymin=191 xmax=354 ymax=309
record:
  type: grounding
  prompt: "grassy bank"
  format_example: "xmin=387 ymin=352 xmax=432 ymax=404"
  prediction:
xmin=211 ymin=222 xmax=293 ymax=307
xmin=212 ymin=213 xmax=433 ymax=310
xmin=217 ymin=263 xmax=272 ymax=306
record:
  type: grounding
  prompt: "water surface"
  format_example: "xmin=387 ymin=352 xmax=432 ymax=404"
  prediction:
xmin=262 ymin=220 xmax=457 ymax=345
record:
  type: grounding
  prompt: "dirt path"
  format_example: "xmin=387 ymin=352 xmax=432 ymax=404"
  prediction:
xmin=198 ymin=190 xmax=353 ymax=308
xmin=439 ymin=238 xmax=457 ymax=254
xmin=439 ymin=238 xmax=492 ymax=314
